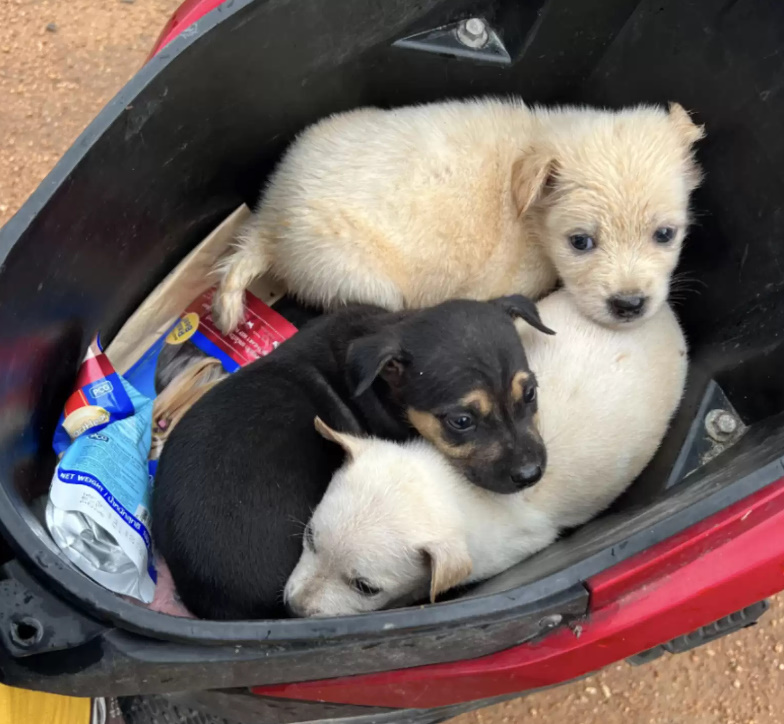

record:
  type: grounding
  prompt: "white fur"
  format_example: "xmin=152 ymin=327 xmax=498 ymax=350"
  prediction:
xmin=284 ymin=290 xmax=688 ymax=617
xmin=213 ymin=98 xmax=702 ymax=333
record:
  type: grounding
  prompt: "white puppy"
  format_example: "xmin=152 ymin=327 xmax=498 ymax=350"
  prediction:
xmin=284 ymin=290 xmax=687 ymax=617
xmin=213 ymin=98 xmax=703 ymax=333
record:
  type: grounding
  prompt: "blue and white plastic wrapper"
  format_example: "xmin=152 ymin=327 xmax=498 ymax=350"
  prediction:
xmin=46 ymin=375 xmax=157 ymax=603
xmin=45 ymin=289 xmax=297 ymax=604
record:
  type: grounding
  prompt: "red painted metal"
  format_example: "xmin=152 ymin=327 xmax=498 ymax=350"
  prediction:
xmin=147 ymin=0 xmax=227 ymax=60
xmin=254 ymin=476 xmax=784 ymax=708
xmin=588 ymin=478 xmax=784 ymax=609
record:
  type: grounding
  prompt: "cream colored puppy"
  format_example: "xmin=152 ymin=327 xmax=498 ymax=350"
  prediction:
xmin=284 ymin=290 xmax=687 ymax=617
xmin=213 ymin=99 xmax=703 ymax=333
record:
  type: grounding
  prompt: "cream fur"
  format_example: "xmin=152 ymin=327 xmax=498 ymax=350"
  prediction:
xmin=284 ymin=289 xmax=688 ymax=617
xmin=213 ymin=98 xmax=703 ymax=333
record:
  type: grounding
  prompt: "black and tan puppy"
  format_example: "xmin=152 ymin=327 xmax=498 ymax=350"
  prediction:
xmin=152 ymin=296 xmax=553 ymax=620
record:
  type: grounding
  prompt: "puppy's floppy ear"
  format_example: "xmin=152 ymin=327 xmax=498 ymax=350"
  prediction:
xmin=490 ymin=295 xmax=555 ymax=336
xmin=346 ymin=332 xmax=408 ymax=398
xmin=511 ymin=149 xmax=557 ymax=217
xmin=314 ymin=416 xmax=365 ymax=460
xmin=668 ymin=102 xmax=705 ymax=146
xmin=422 ymin=539 xmax=473 ymax=603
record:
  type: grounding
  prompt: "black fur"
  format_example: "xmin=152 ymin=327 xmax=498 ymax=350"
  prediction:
xmin=152 ymin=296 xmax=550 ymax=620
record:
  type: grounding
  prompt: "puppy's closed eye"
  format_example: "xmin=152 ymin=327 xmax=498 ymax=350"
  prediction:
xmin=350 ymin=577 xmax=382 ymax=596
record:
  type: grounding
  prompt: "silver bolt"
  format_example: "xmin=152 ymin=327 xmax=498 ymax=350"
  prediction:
xmin=716 ymin=412 xmax=738 ymax=435
xmin=538 ymin=614 xmax=563 ymax=630
xmin=705 ymin=409 xmax=739 ymax=441
xmin=457 ymin=18 xmax=489 ymax=49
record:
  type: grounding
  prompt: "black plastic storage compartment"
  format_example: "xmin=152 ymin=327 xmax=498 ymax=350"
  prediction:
xmin=1 ymin=0 xmax=784 ymax=698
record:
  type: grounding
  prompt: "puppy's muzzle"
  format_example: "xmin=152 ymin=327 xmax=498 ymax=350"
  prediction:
xmin=608 ymin=293 xmax=647 ymax=320
xmin=510 ymin=463 xmax=543 ymax=490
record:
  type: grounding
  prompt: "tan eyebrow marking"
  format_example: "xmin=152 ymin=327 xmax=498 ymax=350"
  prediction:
xmin=407 ymin=409 xmax=476 ymax=459
xmin=459 ymin=389 xmax=493 ymax=416
xmin=511 ymin=370 xmax=530 ymax=402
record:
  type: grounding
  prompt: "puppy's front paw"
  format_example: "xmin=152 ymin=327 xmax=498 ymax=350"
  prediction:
xmin=212 ymin=289 xmax=246 ymax=335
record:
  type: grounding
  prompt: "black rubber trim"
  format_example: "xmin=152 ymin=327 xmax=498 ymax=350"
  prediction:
xmin=627 ymin=599 xmax=770 ymax=665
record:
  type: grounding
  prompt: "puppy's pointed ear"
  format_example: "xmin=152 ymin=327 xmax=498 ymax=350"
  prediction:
xmin=511 ymin=149 xmax=557 ymax=217
xmin=423 ymin=539 xmax=473 ymax=603
xmin=490 ymin=295 xmax=555 ymax=336
xmin=668 ymin=102 xmax=705 ymax=146
xmin=314 ymin=416 xmax=366 ymax=460
xmin=346 ymin=333 xmax=407 ymax=398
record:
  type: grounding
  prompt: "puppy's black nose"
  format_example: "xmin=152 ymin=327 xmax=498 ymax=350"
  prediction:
xmin=608 ymin=294 xmax=646 ymax=319
xmin=511 ymin=464 xmax=543 ymax=488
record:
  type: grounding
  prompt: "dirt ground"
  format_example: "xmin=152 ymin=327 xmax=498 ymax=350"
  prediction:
xmin=1 ymin=2 xmax=783 ymax=723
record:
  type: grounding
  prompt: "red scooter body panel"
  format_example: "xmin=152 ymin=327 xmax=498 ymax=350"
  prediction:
xmin=252 ymin=478 xmax=784 ymax=707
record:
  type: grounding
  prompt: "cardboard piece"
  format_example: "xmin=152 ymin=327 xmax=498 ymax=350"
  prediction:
xmin=106 ymin=204 xmax=287 ymax=373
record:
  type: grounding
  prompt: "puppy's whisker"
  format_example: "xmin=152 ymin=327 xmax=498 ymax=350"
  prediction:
xmin=669 ymin=285 xmax=702 ymax=295
xmin=687 ymin=208 xmax=710 ymax=224
xmin=669 ymin=285 xmax=701 ymax=296
xmin=669 ymin=284 xmax=702 ymax=294
xmin=286 ymin=515 xmax=309 ymax=531
xmin=668 ymin=274 xmax=705 ymax=301
xmin=671 ymin=270 xmax=705 ymax=280
xmin=671 ymin=273 xmax=706 ymax=288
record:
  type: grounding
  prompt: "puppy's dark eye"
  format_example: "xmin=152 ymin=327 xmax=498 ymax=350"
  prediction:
xmin=653 ymin=226 xmax=676 ymax=244
xmin=523 ymin=385 xmax=537 ymax=403
xmin=569 ymin=233 xmax=595 ymax=252
xmin=446 ymin=413 xmax=476 ymax=432
xmin=351 ymin=578 xmax=381 ymax=596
